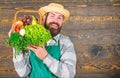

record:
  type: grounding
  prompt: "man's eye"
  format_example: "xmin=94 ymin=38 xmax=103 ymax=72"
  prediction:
xmin=58 ymin=17 xmax=63 ymax=20
xmin=50 ymin=15 xmax=54 ymax=17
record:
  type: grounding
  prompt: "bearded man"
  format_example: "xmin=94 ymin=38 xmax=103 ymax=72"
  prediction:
xmin=9 ymin=3 xmax=76 ymax=78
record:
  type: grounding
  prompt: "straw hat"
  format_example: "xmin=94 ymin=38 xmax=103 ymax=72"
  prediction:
xmin=39 ymin=3 xmax=70 ymax=23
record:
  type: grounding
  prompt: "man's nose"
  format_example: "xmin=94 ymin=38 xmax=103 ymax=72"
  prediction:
xmin=53 ymin=17 xmax=59 ymax=22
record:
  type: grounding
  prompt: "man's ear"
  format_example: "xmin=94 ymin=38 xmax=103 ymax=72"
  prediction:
xmin=42 ymin=15 xmax=47 ymax=24
xmin=42 ymin=13 xmax=49 ymax=24
xmin=42 ymin=15 xmax=46 ymax=22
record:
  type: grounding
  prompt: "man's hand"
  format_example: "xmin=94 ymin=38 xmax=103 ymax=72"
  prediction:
xmin=28 ymin=45 xmax=48 ymax=60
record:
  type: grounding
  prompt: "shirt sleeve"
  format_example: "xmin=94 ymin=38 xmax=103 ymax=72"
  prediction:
xmin=43 ymin=37 xmax=76 ymax=78
xmin=12 ymin=48 xmax=31 ymax=77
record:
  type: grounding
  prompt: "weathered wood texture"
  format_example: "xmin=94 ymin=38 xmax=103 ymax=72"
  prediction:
xmin=0 ymin=0 xmax=120 ymax=78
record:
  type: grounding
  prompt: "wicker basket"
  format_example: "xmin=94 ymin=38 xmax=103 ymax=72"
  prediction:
xmin=8 ymin=9 xmax=42 ymax=37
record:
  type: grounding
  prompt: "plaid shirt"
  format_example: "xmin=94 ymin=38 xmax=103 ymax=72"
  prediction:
xmin=13 ymin=33 xmax=76 ymax=78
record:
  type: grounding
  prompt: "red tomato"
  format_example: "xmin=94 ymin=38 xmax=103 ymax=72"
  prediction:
xmin=14 ymin=21 xmax=23 ymax=32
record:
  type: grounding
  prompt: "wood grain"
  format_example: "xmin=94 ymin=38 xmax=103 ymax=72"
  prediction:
xmin=0 ymin=1 xmax=120 ymax=78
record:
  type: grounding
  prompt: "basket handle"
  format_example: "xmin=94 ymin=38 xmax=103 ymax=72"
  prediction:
xmin=13 ymin=9 xmax=42 ymax=24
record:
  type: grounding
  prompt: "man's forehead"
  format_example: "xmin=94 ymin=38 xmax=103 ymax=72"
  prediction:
xmin=49 ymin=12 xmax=64 ymax=17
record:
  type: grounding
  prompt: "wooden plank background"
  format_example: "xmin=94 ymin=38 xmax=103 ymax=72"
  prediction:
xmin=0 ymin=0 xmax=120 ymax=78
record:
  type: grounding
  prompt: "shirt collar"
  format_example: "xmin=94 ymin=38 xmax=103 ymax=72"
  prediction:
xmin=47 ymin=33 xmax=61 ymax=45
xmin=53 ymin=33 xmax=61 ymax=42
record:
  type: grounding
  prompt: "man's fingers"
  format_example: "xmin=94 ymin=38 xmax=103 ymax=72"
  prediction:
xmin=27 ymin=46 xmax=37 ymax=53
xmin=27 ymin=45 xmax=45 ymax=52
xmin=8 ymin=29 xmax=12 ymax=37
xmin=30 ymin=45 xmax=38 ymax=49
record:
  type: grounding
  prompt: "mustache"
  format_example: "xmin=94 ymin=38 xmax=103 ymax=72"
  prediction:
xmin=49 ymin=22 xmax=60 ymax=27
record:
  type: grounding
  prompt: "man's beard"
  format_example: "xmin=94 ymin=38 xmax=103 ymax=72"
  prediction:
xmin=44 ymin=22 xmax=62 ymax=37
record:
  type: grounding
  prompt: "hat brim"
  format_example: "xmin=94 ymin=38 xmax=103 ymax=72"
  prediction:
xmin=39 ymin=6 xmax=70 ymax=22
